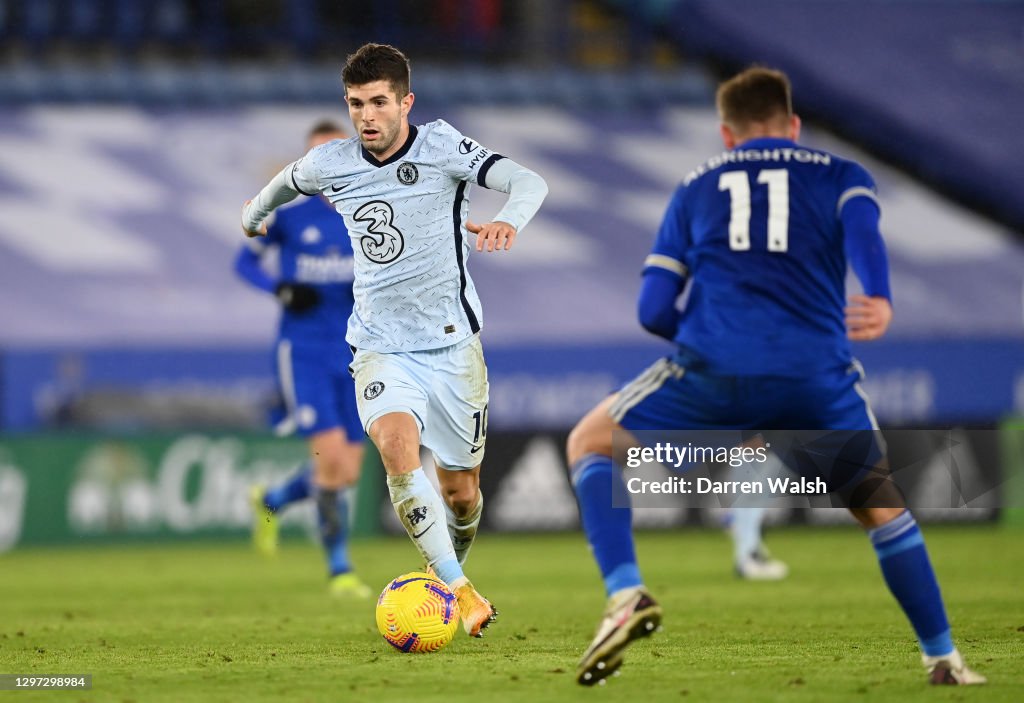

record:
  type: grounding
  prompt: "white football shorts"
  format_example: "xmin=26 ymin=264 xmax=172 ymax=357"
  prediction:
xmin=351 ymin=334 xmax=489 ymax=470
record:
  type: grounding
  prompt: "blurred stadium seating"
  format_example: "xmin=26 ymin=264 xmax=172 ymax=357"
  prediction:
xmin=0 ymin=0 xmax=1021 ymax=547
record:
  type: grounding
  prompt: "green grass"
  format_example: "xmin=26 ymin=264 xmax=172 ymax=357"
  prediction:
xmin=1 ymin=526 xmax=1021 ymax=702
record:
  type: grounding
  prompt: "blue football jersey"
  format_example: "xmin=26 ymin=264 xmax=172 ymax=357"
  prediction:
xmin=646 ymin=137 xmax=879 ymax=376
xmin=252 ymin=195 xmax=355 ymax=346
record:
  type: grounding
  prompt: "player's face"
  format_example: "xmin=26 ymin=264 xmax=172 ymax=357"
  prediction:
xmin=345 ymin=81 xmax=414 ymax=159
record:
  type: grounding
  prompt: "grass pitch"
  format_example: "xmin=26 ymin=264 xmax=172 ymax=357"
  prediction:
xmin=1 ymin=525 xmax=1021 ymax=702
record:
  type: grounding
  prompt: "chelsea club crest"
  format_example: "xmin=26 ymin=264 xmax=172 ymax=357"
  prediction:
xmin=397 ymin=162 xmax=419 ymax=185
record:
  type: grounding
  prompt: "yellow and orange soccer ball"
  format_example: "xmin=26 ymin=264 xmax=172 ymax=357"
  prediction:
xmin=375 ymin=572 xmax=460 ymax=653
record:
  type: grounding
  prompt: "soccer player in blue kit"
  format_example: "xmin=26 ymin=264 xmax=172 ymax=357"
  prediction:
xmin=237 ymin=120 xmax=371 ymax=599
xmin=566 ymin=67 xmax=985 ymax=687
xmin=241 ymin=44 xmax=548 ymax=638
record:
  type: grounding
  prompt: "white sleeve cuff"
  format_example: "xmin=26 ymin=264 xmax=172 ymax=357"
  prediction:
xmin=486 ymin=158 xmax=548 ymax=232
xmin=644 ymin=254 xmax=687 ymax=277
xmin=242 ymin=164 xmax=300 ymax=233
xmin=836 ymin=186 xmax=879 ymax=217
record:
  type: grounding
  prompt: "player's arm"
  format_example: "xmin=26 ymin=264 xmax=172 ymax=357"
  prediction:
xmin=233 ymin=243 xmax=276 ymax=293
xmin=233 ymin=230 xmax=320 ymax=312
xmin=241 ymin=165 xmax=300 ymax=237
xmin=841 ymin=192 xmax=892 ymax=341
xmin=637 ymin=185 xmax=690 ymax=341
xmin=241 ymin=152 xmax=322 ymax=237
xmin=638 ymin=268 xmax=686 ymax=340
xmin=469 ymin=157 xmax=549 ymax=252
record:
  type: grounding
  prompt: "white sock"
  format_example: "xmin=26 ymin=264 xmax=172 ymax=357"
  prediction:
xmin=387 ymin=468 xmax=464 ymax=586
xmin=726 ymin=452 xmax=785 ymax=563
xmin=445 ymin=491 xmax=483 ymax=566
xmin=730 ymin=507 xmax=766 ymax=563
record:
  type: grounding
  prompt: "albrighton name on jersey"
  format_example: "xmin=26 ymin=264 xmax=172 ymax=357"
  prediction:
xmin=289 ymin=120 xmax=506 ymax=353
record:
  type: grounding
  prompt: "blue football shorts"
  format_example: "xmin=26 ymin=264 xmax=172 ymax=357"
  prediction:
xmin=273 ymin=337 xmax=363 ymax=441
xmin=610 ymin=350 xmax=885 ymax=497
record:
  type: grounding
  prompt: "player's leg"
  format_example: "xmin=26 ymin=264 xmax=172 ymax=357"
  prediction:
xmin=434 ymin=465 xmax=482 ymax=566
xmin=427 ymin=336 xmax=488 ymax=566
xmin=819 ymin=365 xmax=984 ymax=685
xmin=729 ymin=507 xmax=784 ymax=579
xmin=849 ymin=504 xmax=984 ymax=684
xmin=421 ymin=335 xmax=496 ymax=637
xmin=309 ymin=428 xmax=370 ymax=598
xmin=299 ymin=380 xmax=367 ymax=595
xmin=250 ymin=339 xmax=316 ymax=556
xmin=567 ymin=387 xmax=669 ymax=686
xmin=368 ymin=409 xmax=497 ymax=637
xmin=352 ymin=350 xmax=474 ymax=614
xmin=261 ymin=464 xmax=314 ymax=513
xmin=431 ymin=464 xmax=493 ymax=637
xmin=368 ymin=411 xmax=467 ymax=580
xmin=567 ymin=395 xmax=646 ymax=603
xmin=321 ymin=360 xmax=370 ymax=597
xmin=726 ymin=447 xmax=788 ymax=580
xmin=570 ymin=355 xmax=721 ymax=685
xmin=250 ymin=462 xmax=312 ymax=556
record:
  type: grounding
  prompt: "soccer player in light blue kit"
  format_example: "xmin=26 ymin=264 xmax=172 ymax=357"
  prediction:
xmin=237 ymin=120 xmax=371 ymax=598
xmin=241 ymin=44 xmax=547 ymax=638
xmin=567 ymin=67 xmax=985 ymax=686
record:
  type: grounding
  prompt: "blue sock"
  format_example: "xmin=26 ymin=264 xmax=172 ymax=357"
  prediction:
xmin=264 ymin=463 xmax=312 ymax=513
xmin=571 ymin=454 xmax=642 ymax=596
xmin=315 ymin=487 xmax=352 ymax=577
xmin=868 ymin=510 xmax=953 ymax=656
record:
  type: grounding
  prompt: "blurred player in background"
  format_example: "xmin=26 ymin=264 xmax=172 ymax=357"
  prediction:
xmin=566 ymin=67 xmax=985 ymax=686
xmin=237 ymin=120 xmax=370 ymax=599
xmin=241 ymin=43 xmax=548 ymax=637
xmin=721 ymin=446 xmax=789 ymax=580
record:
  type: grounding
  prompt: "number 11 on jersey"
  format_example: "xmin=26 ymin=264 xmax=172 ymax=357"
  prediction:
xmin=718 ymin=169 xmax=789 ymax=252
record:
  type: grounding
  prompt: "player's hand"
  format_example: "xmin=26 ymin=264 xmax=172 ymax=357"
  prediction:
xmin=241 ymin=199 xmax=267 ymax=238
xmin=845 ymin=295 xmax=892 ymax=341
xmin=275 ymin=283 xmax=321 ymax=312
xmin=467 ymin=220 xmax=517 ymax=252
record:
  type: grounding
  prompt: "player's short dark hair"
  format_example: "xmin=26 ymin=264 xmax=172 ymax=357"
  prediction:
xmin=306 ymin=119 xmax=345 ymax=140
xmin=716 ymin=67 xmax=792 ymax=130
xmin=342 ymin=43 xmax=411 ymax=98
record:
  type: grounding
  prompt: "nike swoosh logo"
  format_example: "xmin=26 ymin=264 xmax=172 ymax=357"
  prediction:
xmin=469 ymin=444 xmax=483 ymax=454
xmin=330 ymin=182 xmax=348 ymax=192
xmin=412 ymin=521 xmax=436 ymax=538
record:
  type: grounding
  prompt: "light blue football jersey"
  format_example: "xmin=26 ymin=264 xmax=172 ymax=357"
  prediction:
xmin=289 ymin=120 xmax=507 ymax=353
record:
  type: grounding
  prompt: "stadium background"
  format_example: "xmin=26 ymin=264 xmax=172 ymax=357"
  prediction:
xmin=1 ymin=3 xmax=1023 ymax=701
xmin=1 ymin=0 xmax=1021 ymax=550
